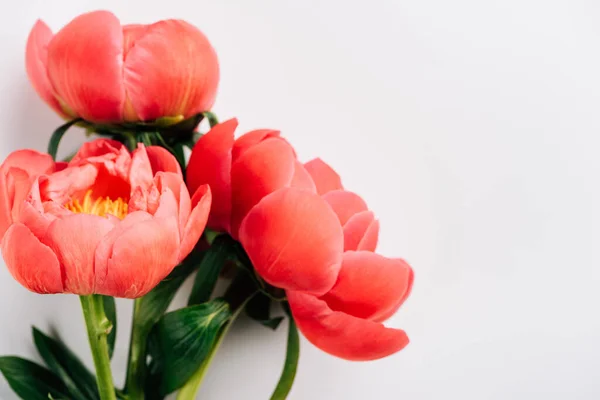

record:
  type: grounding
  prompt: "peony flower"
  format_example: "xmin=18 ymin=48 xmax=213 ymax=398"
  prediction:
xmin=0 ymin=139 xmax=211 ymax=298
xmin=26 ymin=10 xmax=219 ymax=123
xmin=187 ymin=121 xmax=413 ymax=360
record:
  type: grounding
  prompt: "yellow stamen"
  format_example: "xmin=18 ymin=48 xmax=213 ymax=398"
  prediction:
xmin=64 ymin=189 xmax=128 ymax=220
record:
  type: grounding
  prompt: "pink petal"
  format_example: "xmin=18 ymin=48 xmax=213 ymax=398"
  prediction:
xmin=231 ymin=129 xmax=280 ymax=162
xmin=69 ymin=139 xmax=128 ymax=169
xmin=230 ymin=138 xmax=297 ymax=237
xmin=0 ymin=149 xmax=56 ymax=177
xmin=287 ymin=291 xmax=409 ymax=361
xmin=321 ymin=251 xmax=414 ymax=322
xmin=343 ymin=211 xmax=379 ymax=252
xmin=238 ymin=188 xmax=343 ymax=295
xmin=1 ymin=223 xmax=63 ymax=293
xmin=322 ymin=190 xmax=368 ymax=226
xmin=123 ymin=19 xmax=219 ymax=121
xmin=304 ymin=158 xmax=343 ymax=195
xmin=25 ymin=20 xmax=65 ymax=117
xmin=146 ymin=146 xmax=182 ymax=175
xmin=42 ymin=214 xmax=115 ymax=294
xmin=47 ymin=11 xmax=125 ymax=122
xmin=179 ymin=185 xmax=211 ymax=260
xmin=129 ymin=144 xmax=154 ymax=191
xmin=186 ymin=119 xmax=236 ymax=232
xmin=373 ymin=266 xmax=414 ymax=323
xmin=97 ymin=216 xmax=180 ymax=298
xmin=94 ymin=211 xmax=153 ymax=288
xmin=290 ymin=161 xmax=317 ymax=192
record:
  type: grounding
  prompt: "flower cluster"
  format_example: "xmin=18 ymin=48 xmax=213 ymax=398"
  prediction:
xmin=0 ymin=9 xmax=415 ymax=400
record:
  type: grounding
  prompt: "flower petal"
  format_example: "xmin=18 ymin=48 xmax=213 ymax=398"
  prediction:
xmin=47 ymin=11 xmax=125 ymax=122
xmin=1 ymin=223 xmax=63 ymax=293
xmin=129 ymin=144 xmax=154 ymax=191
xmin=287 ymin=291 xmax=409 ymax=361
xmin=322 ymin=190 xmax=368 ymax=226
xmin=304 ymin=158 xmax=343 ymax=195
xmin=238 ymin=188 xmax=343 ymax=295
xmin=321 ymin=251 xmax=413 ymax=322
xmin=230 ymin=138 xmax=296 ymax=237
xmin=343 ymin=210 xmax=379 ymax=252
xmin=146 ymin=146 xmax=182 ymax=175
xmin=123 ymin=19 xmax=219 ymax=121
xmin=179 ymin=184 xmax=211 ymax=260
xmin=187 ymin=118 xmax=236 ymax=232
xmin=290 ymin=161 xmax=317 ymax=192
xmin=97 ymin=216 xmax=180 ymax=298
xmin=372 ymin=266 xmax=414 ymax=323
xmin=0 ymin=149 xmax=56 ymax=177
xmin=25 ymin=20 xmax=65 ymax=117
xmin=231 ymin=129 xmax=280 ymax=162
xmin=42 ymin=214 xmax=115 ymax=294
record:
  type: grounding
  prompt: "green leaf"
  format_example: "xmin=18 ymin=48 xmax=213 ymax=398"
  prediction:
xmin=270 ymin=314 xmax=300 ymax=400
xmin=102 ymin=296 xmax=117 ymax=359
xmin=136 ymin=248 xmax=203 ymax=332
xmin=148 ymin=299 xmax=232 ymax=395
xmin=47 ymin=119 xmax=82 ymax=161
xmin=188 ymin=235 xmax=234 ymax=306
xmin=0 ymin=356 xmax=71 ymax=400
xmin=245 ymin=292 xmax=284 ymax=330
xmin=32 ymin=327 xmax=99 ymax=400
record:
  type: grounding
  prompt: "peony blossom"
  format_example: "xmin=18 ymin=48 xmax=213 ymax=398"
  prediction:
xmin=26 ymin=10 xmax=219 ymax=123
xmin=187 ymin=121 xmax=413 ymax=360
xmin=0 ymin=139 xmax=211 ymax=298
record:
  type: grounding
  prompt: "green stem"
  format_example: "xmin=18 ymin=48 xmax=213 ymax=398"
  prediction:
xmin=124 ymin=299 xmax=147 ymax=399
xmin=80 ymin=295 xmax=117 ymax=400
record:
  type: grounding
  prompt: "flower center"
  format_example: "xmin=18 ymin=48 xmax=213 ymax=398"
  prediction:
xmin=64 ymin=190 xmax=128 ymax=219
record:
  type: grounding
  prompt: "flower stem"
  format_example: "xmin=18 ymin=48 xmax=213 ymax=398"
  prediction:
xmin=124 ymin=299 xmax=146 ymax=399
xmin=80 ymin=295 xmax=117 ymax=400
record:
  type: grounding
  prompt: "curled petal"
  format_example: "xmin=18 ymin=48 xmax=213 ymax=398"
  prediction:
xmin=322 ymin=190 xmax=368 ymax=226
xmin=239 ymin=188 xmax=343 ymax=295
xmin=290 ymin=161 xmax=317 ymax=192
xmin=187 ymin=118 xmax=236 ymax=232
xmin=373 ymin=266 xmax=414 ymax=323
xmin=179 ymin=185 xmax=211 ymax=260
xmin=97 ymin=216 xmax=180 ymax=298
xmin=231 ymin=129 xmax=280 ymax=162
xmin=47 ymin=11 xmax=125 ymax=122
xmin=25 ymin=20 xmax=65 ymax=116
xmin=129 ymin=145 xmax=154 ymax=191
xmin=287 ymin=291 xmax=409 ymax=361
xmin=343 ymin=211 xmax=379 ymax=252
xmin=69 ymin=139 xmax=129 ymax=170
xmin=304 ymin=158 xmax=342 ymax=195
xmin=0 ymin=149 xmax=56 ymax=177
xmin=146 ymin=146 xmax=182 ymax=175
xmin=123 ymin=19 xmax=219 ymax=120
xmin=1 ymin=223 xmax=63 ymax=293
xmin=321 ymin=251 xmax=413 ymax=321
xmin=43 ymin=214 xmax=115 ymax=294
xmin=230 ymin=138 xmax=296 ymax=236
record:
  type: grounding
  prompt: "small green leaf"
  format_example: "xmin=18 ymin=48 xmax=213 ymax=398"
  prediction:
xmin=32 ymin=327 xmax=99 ymax=400
xmin=270 ymin=314 xmax=300 ymax=400
xmin=188 ymin=235 xmax=235 ymax=306
xmin=0 ymin=356 xmax=71 ymax=400
xmin=102 ymin=296 xmax=117 ymax=359
xmin=245 ymin=292 xmax=284 ymax=330
xmin=148 ymin=299 xmax=232 ymax=395
xmin=47 ymin=119 xmax=82 ymax=161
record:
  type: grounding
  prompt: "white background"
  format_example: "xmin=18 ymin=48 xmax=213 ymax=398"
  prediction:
xmin=0 ymin=0 xmax=599 ymax=399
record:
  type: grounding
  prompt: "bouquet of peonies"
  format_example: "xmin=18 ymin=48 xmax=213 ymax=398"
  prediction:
xmin=0 ymin=10 xmax=414 ymax=400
